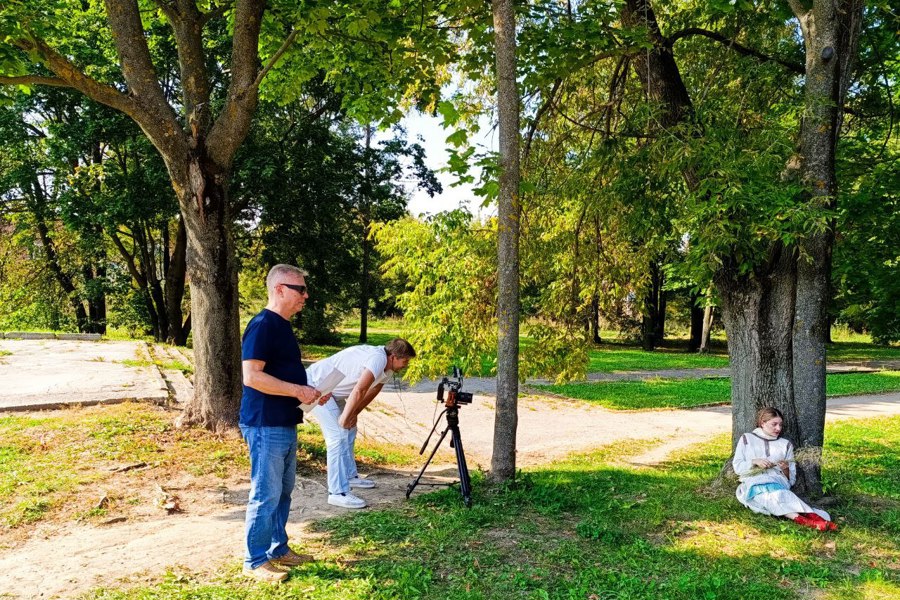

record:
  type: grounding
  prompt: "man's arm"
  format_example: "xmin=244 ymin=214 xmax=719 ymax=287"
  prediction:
xmin=338 ymin=369 xmax=382 ymax=429
xmin=242 ymin=359 xmax=320 ymax=404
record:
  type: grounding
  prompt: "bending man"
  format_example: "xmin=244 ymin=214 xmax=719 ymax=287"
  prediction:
xmin=308 ymin=338 xmax=416 ymax=509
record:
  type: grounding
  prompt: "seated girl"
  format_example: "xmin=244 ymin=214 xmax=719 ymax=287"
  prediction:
xmin=733 ymin=407 xmax=837 ymax=531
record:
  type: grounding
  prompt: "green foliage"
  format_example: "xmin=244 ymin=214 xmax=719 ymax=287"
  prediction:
xmin=374 ymin=210 xmax=497 ymax=380
xmin=234 ymin=100 xmax=440 ymax=344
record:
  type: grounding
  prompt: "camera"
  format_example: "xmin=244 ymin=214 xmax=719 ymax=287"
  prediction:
xmin=437 ymin=366 xmax=473 ymax=407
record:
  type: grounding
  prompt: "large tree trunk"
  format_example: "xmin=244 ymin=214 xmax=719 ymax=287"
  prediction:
xmin=490 ymin=0 xmax=520 ymax=483
xmin=175 ymin=161 xmax=242 ymax=431
xmin=784 ymin=0 xmax=863 ymax=494
xmin=717 ymin=246 xmax=797 ymax=446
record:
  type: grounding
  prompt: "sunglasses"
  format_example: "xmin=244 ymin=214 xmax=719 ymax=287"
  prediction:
xmin=280 ymin=283 xmax=307 ymax=295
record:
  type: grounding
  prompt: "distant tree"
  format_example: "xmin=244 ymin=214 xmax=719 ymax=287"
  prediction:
xmin=233 ymin=100 xmax=440 ymax=344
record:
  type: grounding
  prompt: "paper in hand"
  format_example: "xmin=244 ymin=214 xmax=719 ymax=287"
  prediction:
xmin=300 ymin=368 xmax=345 ymax=413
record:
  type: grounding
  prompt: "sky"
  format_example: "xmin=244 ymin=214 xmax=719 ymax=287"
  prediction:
xmin=386 ymin=110 xmax=497 ymax=218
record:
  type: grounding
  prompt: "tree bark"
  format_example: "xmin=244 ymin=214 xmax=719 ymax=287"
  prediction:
xmin=641 ymin=260 xmax=663 ymax=350
xmin=784 ymin=0 xmax=863 ymax=494
xmin=490 ymin=0 xmax=521 ymax=483
xmin=688 ymin=291 xmax=704 ymax=352
xmin=700 ymin=305 xmax=714 ymax=353
xmin=174 ymin=159 xmax=242 ymax=431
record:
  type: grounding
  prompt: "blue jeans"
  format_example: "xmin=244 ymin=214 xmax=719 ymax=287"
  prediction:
xmin=311 ymin=398 xmax=358 ymax=495
xmin=240 ymin=425 xmax=297 ymax=569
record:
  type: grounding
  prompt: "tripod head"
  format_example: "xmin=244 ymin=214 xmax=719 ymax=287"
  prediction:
xmin=437 ymin=366 xmax=473 ymax=408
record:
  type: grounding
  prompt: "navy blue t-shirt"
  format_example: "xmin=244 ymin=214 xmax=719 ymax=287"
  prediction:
xmin=239 ymin=309 xmax=308 ymax=427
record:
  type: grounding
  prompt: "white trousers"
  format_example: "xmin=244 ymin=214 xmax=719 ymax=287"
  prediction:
xmin=311 ymin=397 xmax=358 ymax=495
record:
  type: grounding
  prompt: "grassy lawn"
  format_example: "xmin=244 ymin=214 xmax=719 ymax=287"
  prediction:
xmin=536 ymin=371 xmax=900 ymax=410
xmin=87 ymin=415 xmax=900 ymax=599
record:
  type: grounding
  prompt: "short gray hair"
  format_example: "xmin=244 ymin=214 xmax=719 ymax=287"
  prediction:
xmin=266 ymin=264 xmax=308 ymax=293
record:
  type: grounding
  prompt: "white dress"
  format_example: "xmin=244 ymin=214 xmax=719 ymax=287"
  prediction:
xmin=733 ymin=428 xmax=830 ymax=521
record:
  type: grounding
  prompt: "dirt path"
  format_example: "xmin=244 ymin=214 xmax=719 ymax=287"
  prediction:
xmin=3 ymin=389 xmax=900 ymax=599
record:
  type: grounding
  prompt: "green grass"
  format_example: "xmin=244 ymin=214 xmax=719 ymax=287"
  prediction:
xmin=84 ymin=416 xmax=900 ymax=600
xmin=536 ymin=371 xmax=900 ymax=410
xmin=586 ymin=344 xmax=729 ymax=372
xmin=0 ymin=404 xmax=250 ymax=528
xmin=119 ymin=358 xmax=194 ymax=375
xmin=827 ymin=342 xmax=900 ymax=363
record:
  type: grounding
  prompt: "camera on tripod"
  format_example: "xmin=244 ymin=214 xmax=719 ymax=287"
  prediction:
xmin=437 ymin=366 xmax=473 ymax=407
xmin=406 ymin=366 xmax=474 ymax=507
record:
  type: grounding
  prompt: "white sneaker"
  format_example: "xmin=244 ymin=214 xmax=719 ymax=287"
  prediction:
xmin=349 ymin=476 xmax=376 ymax=489
xmin=328 ymin=492 xmax=367 ymax=509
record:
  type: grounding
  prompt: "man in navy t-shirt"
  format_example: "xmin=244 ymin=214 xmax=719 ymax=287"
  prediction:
xmin=239 ymin=264 xmax=321 ymax=583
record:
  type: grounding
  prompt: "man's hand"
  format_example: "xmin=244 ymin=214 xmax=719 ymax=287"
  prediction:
xmin=338 ymin=410 xmax=357 ymax=430
xmin=295 ymin=385 xmax=321 ymax=405
xmin=317 ymin=392 xmax=332 ymax=406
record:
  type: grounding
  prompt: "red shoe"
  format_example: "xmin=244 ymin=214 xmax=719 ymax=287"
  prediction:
xmin=793 ymin=515 xmax=825 ymax=530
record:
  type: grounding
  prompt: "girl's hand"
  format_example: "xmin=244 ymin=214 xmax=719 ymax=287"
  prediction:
xmin=752 ymin=458 xmax=775 ymax=469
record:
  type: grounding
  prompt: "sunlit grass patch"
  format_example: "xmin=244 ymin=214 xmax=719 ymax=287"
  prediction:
xmin=0 ymin=404 xmax=251 ymax=529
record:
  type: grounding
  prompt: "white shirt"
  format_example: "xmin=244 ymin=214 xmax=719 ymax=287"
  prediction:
xmin=307 ymin=345 xmax=392 ymax=400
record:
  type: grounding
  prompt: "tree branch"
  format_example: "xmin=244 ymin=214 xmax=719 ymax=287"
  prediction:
xmin=11 ymin=36 xmax=138 ymax=117
xmin=0 ymin=75 xmax=71 ymax=88
xmin=785 ymin=0 xmax=809 ymax=19
xmin=103 ymin=0 xmax=178 ymax=116
xmin=207 ymin=0 xmax=266 ymax=168
xmin=252 ymin=28 xmax=299 ymax=89
xmin=523 ymin=78 xmax=562 ymax=166
xmin=170 ymin=0 xmax=212 ymax=132
xmin=667 ymin=28 xmax=805 ymax=75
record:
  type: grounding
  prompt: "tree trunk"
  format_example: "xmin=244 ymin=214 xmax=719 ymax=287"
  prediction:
xmin=688 ymin=291 xmax=704 ymax=352
xmin=641 ymin=260 xmax=662 ymax=350
xmin=590 ymin=295 xmax=602 ymax=344
xmin=359 ymin=126 xmax=373 ymax=345
xmin=717 ymin=246 xmax=797 ymax=445
xmin=490 ymin=0 xmax=520 ymax=484
xmin=165 ymin=217 xmax=188 ymax=345
xmin=784 ymin=0 xmax=862 ymax=494
xmin=360 ymin=231 xmax=370 ymax=344
xmin=655 ymin=287 xmax=667 ymax=345
xmin=175 ymin=161 xmax=242 ymax=431
xmin=700 ymin=305 xmax=714 ymax=353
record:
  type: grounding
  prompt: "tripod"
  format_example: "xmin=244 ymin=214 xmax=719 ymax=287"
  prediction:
xmin=405 ymin=405 xmax=472 ymax=507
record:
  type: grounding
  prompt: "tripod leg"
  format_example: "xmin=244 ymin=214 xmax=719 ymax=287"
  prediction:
xmin=406 ymin=427 xmax=451 ymax=499
xmin=450 ymin=426 xmax=472 ymax=508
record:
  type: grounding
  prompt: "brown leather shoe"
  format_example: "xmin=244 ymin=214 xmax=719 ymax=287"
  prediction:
xmin=243 ymin=560 xmax=288 ymax=583
xmin=272 ymin=548 xmax=314 ymax=567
